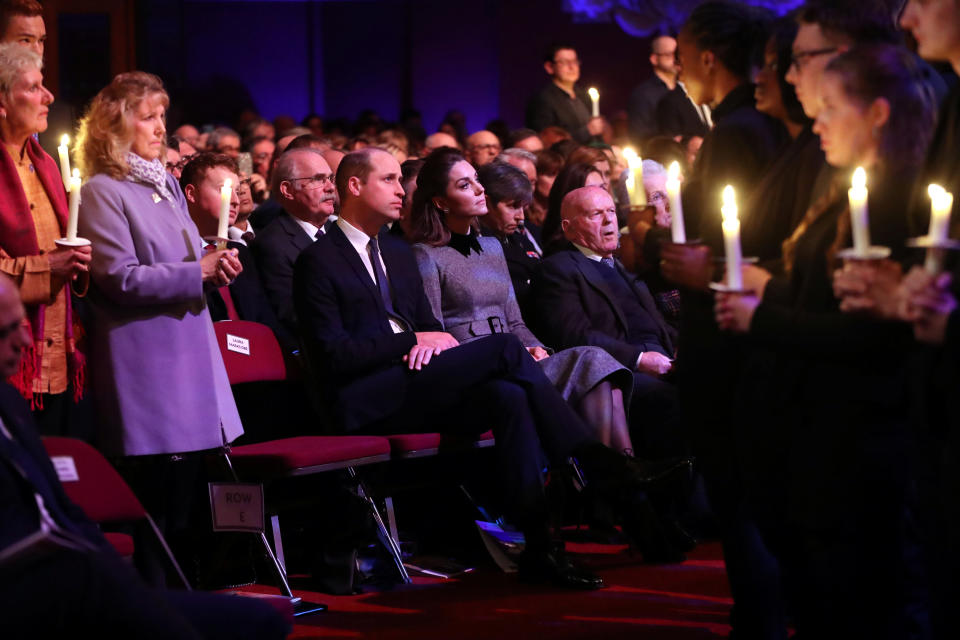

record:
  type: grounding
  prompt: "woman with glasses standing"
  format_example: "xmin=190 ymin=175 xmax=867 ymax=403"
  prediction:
xmin=74 ymin=72 xmax=245 ymax=567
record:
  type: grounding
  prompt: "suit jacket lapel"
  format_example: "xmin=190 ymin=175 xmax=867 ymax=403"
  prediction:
xmin=616 ymin=261 xmax=675 ymax=354
xmin=570 ymin=251 xmax=630 ymax=335
xmin=327 ymin=225 xmax=391 ymax=328
xmin=279 ymin=212 xmax=315 ymax=256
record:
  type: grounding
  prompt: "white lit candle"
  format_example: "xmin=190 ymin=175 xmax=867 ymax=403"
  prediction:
xmin=217 ymin=178 xmax=232 ymax=248
xmin=57 ymin=134 xmax=71 ymax=191
xmin=622 ymin=147 xmax=647 ymax=208
xmin=721 ymin=185 xmax=743 ymax=290
xmin=927 ymin=184 xmax=953 ymax=244
xmin=925 ymin=184 xmax=954 ymax=273
xmin=666 ymin=161 xmax=685 ymax=243
xmin=66 ymin=169 xmax=81 ymax=241
xmin=588 ymin=87 xmax=600 ymax=118
xmin=848 ymin=167 xmax=870 ymax=257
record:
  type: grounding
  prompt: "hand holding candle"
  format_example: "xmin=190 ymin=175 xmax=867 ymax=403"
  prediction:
xmin=217 ymin=178 xmax=232 ymax=249
xmin=66 ymin=169 xmax=81 ymax=242
xmin=588 ymin=87 xmax=600 ymax=118
xmin=848 ymin=167 xmax=870 ymax=256
xmin=57 ymin=134 xmax=71 ymax=191
xmin=721 ymin=185 xmax=743 ymax=290
xmin=666 ymin=161 xmax=686 ymax=243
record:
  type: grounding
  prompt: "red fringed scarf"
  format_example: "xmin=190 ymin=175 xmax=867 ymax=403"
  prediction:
xmin=0 ymin=137 xmax=86 ymax=408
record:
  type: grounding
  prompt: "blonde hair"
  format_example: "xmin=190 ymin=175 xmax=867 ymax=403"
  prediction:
xmin=0 ymin=42 xmax=41 ymax=97
xmin=75 ymin=71 xmax=169 ymax=179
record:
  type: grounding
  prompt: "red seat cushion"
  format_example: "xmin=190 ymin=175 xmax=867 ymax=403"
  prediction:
xmin=104 ymin=532 xmax=135 ymax=557
xmin=229 ymin=436 xmax=391 ymax=476
xmin=387 ymin=430 xmax=495 ymax=454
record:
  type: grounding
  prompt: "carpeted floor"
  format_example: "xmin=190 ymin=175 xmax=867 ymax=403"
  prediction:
xmin=242 ymin=540 xmax=733 ymax=639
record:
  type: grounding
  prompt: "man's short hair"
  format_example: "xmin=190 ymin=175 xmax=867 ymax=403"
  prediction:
xmin=243 ymin=135 xmax=272 ymax=152
xmin=206 ymin=126 xmax=240 ymax=151
xmin=335 ymin=148 xmax=383 ymax=203
xmin=497 ymin=148 xmax=537 ymax=166
xmin=0 ymin=0 xmax=42 ymax=37
xmin=649 ymin=33 xmax=675 ymax=55
xmin=543 ymin=42 xmax=577 ymax=64
xmin=509 ymin=128 xmax=539 ymax=147
xmin=179 ymin=152 xmax=238 ymax=192
xmin=796 ymin=0 xmax=900 ymax=46
xmin=272 ymin=147 xmax=325 ymax=195
xmin=286 ymin=133 xmax=330 ymax=152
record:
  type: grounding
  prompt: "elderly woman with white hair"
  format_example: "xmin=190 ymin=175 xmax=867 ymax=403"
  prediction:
xmin=0 ymin=42 xmax=91 ymax=432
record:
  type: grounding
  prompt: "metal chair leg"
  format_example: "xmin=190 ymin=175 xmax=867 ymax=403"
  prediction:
xmin=348 ymin=467 xmax=411 ymax=584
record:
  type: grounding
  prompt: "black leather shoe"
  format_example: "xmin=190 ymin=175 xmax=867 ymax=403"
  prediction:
xmin=572 ymin=444 xmax=693 ymax=493
xmin=621 ymin=499 xmax=686 ymax=564
xmin=517 ymin=549 xmax=605 ymax=590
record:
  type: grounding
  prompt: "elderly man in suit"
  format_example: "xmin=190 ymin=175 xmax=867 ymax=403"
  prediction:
xmin=0 ymin=274 xmax=291 ymax=638
xmin=252 ymin=148 xmax=336 ymax=342
xmin=292 ymin=148 xmax=684 ymax=588
xmin=531 ymin=186 xmax=685 ymax=460
xmin=180 ymin=153 xmax=293 ymax=352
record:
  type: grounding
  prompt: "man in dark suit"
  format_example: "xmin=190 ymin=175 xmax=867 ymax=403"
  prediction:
xmin=180 ymin=153 xmax=295 ymax=353
xmin=293 ymin=149 xmax=681 ymax=587
xmin=531 ymin=186 xmax=684 ymax=460
xmin=0 ymin=274 xmax=291 ymax=638
xmin=252 ymin=148 xmax=336 ymax=342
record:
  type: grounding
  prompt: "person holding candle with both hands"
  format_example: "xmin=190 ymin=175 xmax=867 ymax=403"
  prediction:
xmin=0 ymin=42 xmax=91 ymax=435
xmin=74 ymin=71 xmax=245 ymax=564
xmin=714 ymin=45 xmax=935 ymax=639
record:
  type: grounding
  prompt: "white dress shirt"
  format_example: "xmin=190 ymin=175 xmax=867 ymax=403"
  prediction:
xmin=337 ymin=217 xmax=407 ymax=334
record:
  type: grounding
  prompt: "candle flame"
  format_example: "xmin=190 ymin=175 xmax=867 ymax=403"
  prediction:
xmin=223 ymin=178 xmax=232 ymax=190
xmin=932 ymin=188 xmax=953 ymax=212
xmin=668 ymin=161 xmax=680 ymax=182
xmin=588 ymin=87 xmax=599 ymax=100
xmin=60 ymin=134 xmax=69 ymax=146
xmin=71 ymin=168 xmax=79 ymax=179
xmin=928 ymin=183 xmax=946 ymax=199
xmin=622 ymin=146 xmax=637 ymax=161
xmin=721 ymin=185 xmax=738 ymax=221
xmin=852 ymin=167 xmax=866 ymax=190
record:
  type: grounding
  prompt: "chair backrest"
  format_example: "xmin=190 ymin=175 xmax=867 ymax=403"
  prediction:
xmin=41 ymin=437 xmax=145 ymax=523
xmin=214 ymin=320 xmax=287 ymax=384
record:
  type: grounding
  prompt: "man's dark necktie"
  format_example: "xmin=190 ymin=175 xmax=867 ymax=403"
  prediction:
xmin=368 ymin=236 xmax=398 ymax=317
xmin=600 ymin=256 xmax=616 ymax=269
xmin=315 ymin=228 xmax=324 ymax=239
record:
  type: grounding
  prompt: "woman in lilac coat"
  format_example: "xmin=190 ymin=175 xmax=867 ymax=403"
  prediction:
xmin=75 ymin=72 xmax=244 ymax=539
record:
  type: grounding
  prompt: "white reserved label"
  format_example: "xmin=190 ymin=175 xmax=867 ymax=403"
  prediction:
xmin=51 ymin=456 xmax=79 ymax=483
xmin=226 ymin=334 xmax=250 ymax=355
xmin=208 ymin=482 xmax=264 ymax=532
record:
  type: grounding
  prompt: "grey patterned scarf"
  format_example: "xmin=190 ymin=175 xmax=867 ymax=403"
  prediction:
xmin=124 ymin=152 xmax=175 ymax=202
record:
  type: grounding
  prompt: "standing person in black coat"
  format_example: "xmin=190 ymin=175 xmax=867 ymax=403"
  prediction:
xmin=525 ymin=43 xmax=605 ymax=144
xmin=717 ymin=45 xmax=936 ymax=640
xmin=831 ymin=4 xmax=960 ymax=637
xmin=0 ymin=274 xmax=291 ymax=639
xmin=650 ymin=4 xmax=789 ymax=639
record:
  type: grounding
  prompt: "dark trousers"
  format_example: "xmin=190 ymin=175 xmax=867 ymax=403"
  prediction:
xmin=628 ymin=372 xmax=686 ymax=459
xmin=362 ymin=334 xmax=595 ymax=540
xmin=0 ymin=547 xmax=290 ymax=639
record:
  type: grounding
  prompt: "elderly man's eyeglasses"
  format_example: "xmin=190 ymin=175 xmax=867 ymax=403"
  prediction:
xmin=287 ymin=173 xmax=334 ymax=190
xmin=789 ymin=47 xmax=838 ymax=71
xmin=470 ymin=143 xmax=501 ymax=153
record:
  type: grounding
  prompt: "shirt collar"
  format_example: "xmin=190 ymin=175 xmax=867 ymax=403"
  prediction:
xmin=288 ymin=212 xmax=321 ymax=240
xmin=573 ymin=243 xmax=606 ymax=262
xmin=337 ymin=216 xmax=373 ymax=254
